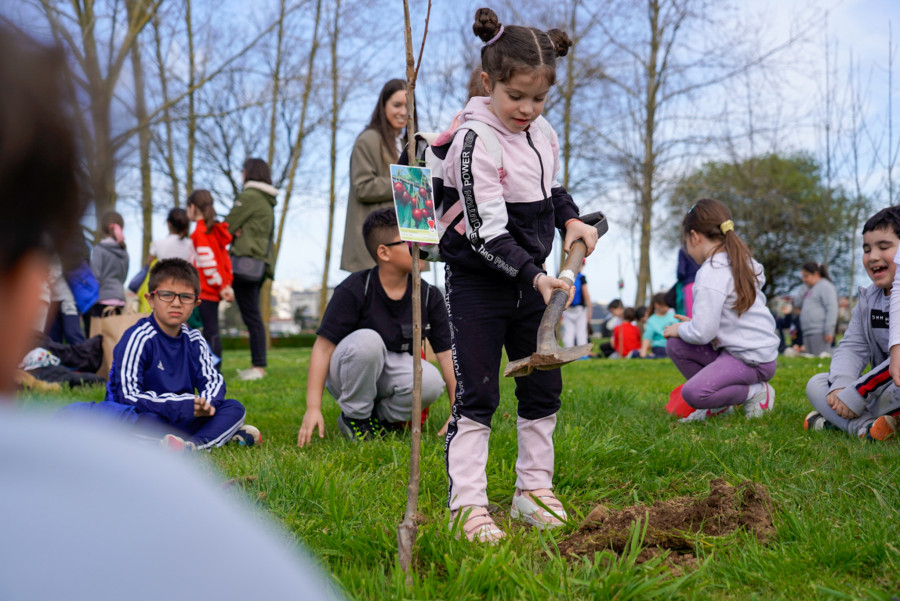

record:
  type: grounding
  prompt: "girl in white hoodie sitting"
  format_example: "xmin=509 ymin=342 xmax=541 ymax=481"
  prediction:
xmin=664 ymin=198 xmax=780 ymax=422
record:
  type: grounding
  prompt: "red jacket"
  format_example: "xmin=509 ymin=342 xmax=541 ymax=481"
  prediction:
xmin=613 ymin=322 xmax=641 ymax=357
xmin=192 ymin=220 xmax=233 ymax=302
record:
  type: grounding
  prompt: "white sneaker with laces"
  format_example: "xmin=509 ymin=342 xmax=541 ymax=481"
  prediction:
xmin=678 ymin=406 xmax=734 ymax=423
xmin=744 ymin=383 xmax=775 ymax=418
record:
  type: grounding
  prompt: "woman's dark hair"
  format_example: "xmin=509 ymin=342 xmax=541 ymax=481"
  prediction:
xmin=242 ymin=158 xmax=272 ymax=185
xmin=187 ymin=189 xmax=218 ymax=233
xmin=100 ymin=210 xmax=126 ymax=249
xmin=801 ymin=261 xmax=831 ymax=282
xmin=365 ymin=78 xmax=408 ymax=163
xmin=635 ymin=306 xmax=648 ymax=321
xmin=167 ymin=207 xmax=190 ymax=239
xmin=682 ymin=198 xmax=758 ymax=315
xmin=473 ymin=7 xmax=572 ymax=87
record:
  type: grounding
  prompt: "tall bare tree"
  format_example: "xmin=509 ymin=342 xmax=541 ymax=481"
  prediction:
xmin=591 ymin=0 xmax=812 ymax=304
xmin=318 ymin=0 xmax=341 ymax=320
xmin=34 ymin=0 xmax=162 ymax=229
xmin=127 ymin=0 xmax=155 ymax=262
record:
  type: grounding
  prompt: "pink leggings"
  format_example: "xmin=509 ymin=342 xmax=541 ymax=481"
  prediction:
xmin=666 ymin=338 xmax=776 ymax=409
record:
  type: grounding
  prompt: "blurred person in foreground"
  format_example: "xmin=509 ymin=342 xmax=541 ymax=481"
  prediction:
xmin=0 ymin=24 xmax=341 ymax=600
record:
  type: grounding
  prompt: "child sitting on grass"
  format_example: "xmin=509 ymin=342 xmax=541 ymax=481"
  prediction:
xmin=296 ymin=208 xmax=456 ymax=446
xmin=106 ymin=258 xmax=259 ymax=449
xmin=663 ymin=199 xmax=780 ymax=422
xmin=612 ymin=307 xmax=641 ymax=358
xmin=808 ymin=206 xmax=900 ymax=440
xmin=633 ymin=293 xmax=678 ymax=358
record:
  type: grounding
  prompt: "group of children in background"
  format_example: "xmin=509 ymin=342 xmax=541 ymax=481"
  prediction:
xmin=35 ymin=5 xmax=900 ymax=551
xmin=599 ymin=293 xmax=677 ymax=360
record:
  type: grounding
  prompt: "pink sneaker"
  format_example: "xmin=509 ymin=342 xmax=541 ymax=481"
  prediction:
xmin=160 ymin=434 xmax=196 ymax=451
xmin=450 ymin=506 xmax=506 ymax=543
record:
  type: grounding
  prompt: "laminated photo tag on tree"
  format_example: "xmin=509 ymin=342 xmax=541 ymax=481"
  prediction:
xmin=390 ymin=164 xmax=438 ymax=245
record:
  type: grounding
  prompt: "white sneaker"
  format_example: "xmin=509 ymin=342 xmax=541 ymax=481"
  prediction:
xmin=744 ymin=383 xmax=775 ymax=418
xmin=678 ymin=406 xmax=734 ymax=423
xmin=230 ymin=424 xmax=262 ymax=446
xmin=237 ymin=367 xmax=265 ymax=381
xmin=510 ymin=489 xmax=567 ymax=529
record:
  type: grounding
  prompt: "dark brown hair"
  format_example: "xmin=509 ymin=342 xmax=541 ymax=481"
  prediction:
xmin=365 ymin=79 xmax=408 ymax=163
xmin=682 ymin=198 xmax=758 ymax=315
xmin=467 ymin=64 xmax=489 ymax=100
xmin=148 ymin=258 xmax=200 ymax=296
xmin=623 ymin=307 xmax=636 ymax=321
xmin=473 ymin=7 xmax=572 ymax=86
xmin=651 ymin=292 xmax=668 ymax=308
xmin=242 ymin=158 xmax=272 ymax=185
xmin=801 ymin=261 xmax=831 ymax=282
xmin=100 ymin=210 xmax=126 ymax=249
xmin=187 ymin=189 xmax=218 ymax=233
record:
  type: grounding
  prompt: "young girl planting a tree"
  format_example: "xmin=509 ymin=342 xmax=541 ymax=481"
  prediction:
xmin=664 ymin=198 xmax=780 ymax=422
xmin=441 ymin=7 xmax=599 ymax=543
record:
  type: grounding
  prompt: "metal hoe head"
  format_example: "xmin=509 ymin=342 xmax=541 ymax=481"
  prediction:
xmin=503 ymin=211 xmax=608 ymax=379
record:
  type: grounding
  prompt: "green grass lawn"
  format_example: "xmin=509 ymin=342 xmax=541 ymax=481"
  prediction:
xmin=23 ymin=349 xmax=900 ymax=600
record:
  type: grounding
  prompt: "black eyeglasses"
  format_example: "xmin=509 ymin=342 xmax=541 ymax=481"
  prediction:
xmin=383 ymin=240 xmax=406 ymax=248
xmin=152 ymin=290 xmax=199 ymax=304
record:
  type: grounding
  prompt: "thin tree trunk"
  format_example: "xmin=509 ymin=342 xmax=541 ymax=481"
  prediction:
xmin=185 ymin=0 xmax=196 ymax=195
xmin=275 ymin=0 xmax=323 ymax=269
xmin=635 ymin=0 xmax=660 ymax=307
xmin=128 ymin=0 xmax=153 ymax=263
xmin=263 ymin=0 xmax=323 ymax=345
xmin=558 ymin=0 xmax=577 ymax=274
xmin=267 ymin=0 xmax=287 ymax=167
xmin=259 ymin=0 xmax=286 ymax=352
xmin=152 ymin=14 xmax=180 ymax=207
xmin=318 ymin=0 xmax=341 ymax=321
xmin=397 ymin=0 xmax=431 ymax=582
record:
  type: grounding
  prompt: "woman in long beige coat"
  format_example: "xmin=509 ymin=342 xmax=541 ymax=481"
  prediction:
xmin=340 ymin=79 xmax=408 ymax=272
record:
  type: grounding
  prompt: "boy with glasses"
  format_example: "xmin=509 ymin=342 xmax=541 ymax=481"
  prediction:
xmin=106 ymin=258 xmax=259 ymax=449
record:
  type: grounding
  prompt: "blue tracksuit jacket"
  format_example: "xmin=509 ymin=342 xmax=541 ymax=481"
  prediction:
xmin=106 ymin=314 xmax=224 ymax=428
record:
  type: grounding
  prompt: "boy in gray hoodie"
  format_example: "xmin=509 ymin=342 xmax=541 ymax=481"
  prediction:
xmin=805 ymin=206 xmax=900 ymax=440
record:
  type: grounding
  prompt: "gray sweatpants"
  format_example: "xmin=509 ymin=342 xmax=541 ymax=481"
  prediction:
xmin=804 ymin=333 xmax=832 ymax=357
xmin=326 ymin=329 xmax=445 ymax=423
xmin=806 ymin=372 xmax=900 ymax=436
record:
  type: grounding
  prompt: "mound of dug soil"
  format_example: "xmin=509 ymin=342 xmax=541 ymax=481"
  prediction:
xmin=558 ymin=479 xmax=774 ymax=569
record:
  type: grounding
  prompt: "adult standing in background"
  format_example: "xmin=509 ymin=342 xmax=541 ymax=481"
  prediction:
xmin=797 ymin=261 xmax=838 ymax=356
xmin=227 ymin=158 xmax=277 ymax=381
xmin=340 ymin=79 xmax=408 ymax=273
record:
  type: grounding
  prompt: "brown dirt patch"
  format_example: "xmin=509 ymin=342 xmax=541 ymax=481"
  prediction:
xmin=558 ymin=479 xmax=774 ymax=571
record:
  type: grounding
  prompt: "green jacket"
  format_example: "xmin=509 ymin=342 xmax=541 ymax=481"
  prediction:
xmin=340 ymin=128 xmax=395 ymax=272
xmin=227 ymin=181 xmax=277 ymax=263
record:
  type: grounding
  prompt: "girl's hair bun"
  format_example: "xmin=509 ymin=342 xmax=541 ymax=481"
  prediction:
xmin=547 ymin=29 xmax=572 ymax=57
xmin=473 ymin=7 xmax=501 ymax=43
